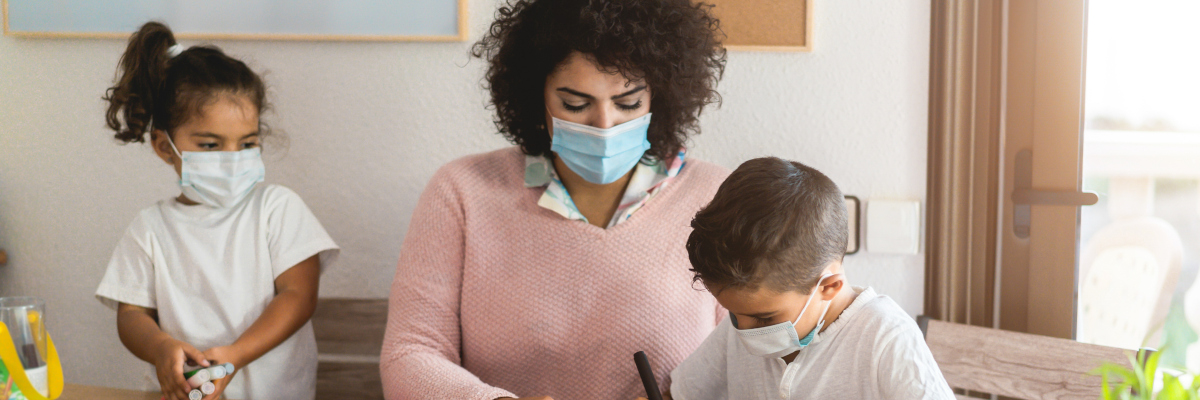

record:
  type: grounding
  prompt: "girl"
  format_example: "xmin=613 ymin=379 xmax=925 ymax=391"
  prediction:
xmin=95 ymin=22 xmax=339 ymax=400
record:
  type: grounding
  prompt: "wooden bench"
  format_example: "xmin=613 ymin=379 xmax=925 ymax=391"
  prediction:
xmin=312 ymin=298 xmax=389 ymax=400
xmin=917 ymin=315 xmax=1141 ymax=400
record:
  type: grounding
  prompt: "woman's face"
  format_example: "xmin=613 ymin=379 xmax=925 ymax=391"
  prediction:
xmin=544 ymin=51 xmax=651 ymax=131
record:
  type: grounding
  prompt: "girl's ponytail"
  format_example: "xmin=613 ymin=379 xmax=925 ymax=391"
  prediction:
xmin=104 ymin=22 xmax=269 ymax=145
xmin=104 ymin=22 xmax=177 ymax=143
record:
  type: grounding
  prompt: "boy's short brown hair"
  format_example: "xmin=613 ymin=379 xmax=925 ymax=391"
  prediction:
xmin=686 ymin=157 xmax=848 ymax=294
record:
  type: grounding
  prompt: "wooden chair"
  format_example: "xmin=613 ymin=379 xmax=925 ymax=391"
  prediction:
xmin=918 ymin=315 xmax=1141 ymax=400
xmin=312 ymin=298 xmax=389 ymax=400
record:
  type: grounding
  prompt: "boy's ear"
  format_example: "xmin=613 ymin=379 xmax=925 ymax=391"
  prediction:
xmin=818 ymin=273 xmax=845 ymax=300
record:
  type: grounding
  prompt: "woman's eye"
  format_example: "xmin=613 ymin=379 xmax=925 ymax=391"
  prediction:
xmin=198 ymin=143 xmax=218 ymax=150
xmin=242 ymin=142 xmax=259 ymax=149
xmin=562 ymin=102 xmax=588 ymax=112
xmin=617 ymin=101 xmax=643 ymax=111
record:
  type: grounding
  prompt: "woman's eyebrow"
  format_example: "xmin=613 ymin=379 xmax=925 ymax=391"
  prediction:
xmin=556 ymin=87 xmax=594 ymax=99
xmin=611 ymin=86 xmax=647 ymax=100
xmin=555 ymin=85 xmax=647 ymax=100
xmin=240 ymin=132 xmax=260 ymax=140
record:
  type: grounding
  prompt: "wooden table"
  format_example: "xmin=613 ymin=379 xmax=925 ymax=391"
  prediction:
xmin=59 ymin=383 xmax=160 ymax=400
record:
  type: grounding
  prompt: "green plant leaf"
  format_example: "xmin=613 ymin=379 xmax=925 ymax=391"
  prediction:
xmin=1160 ymin=374 xmax=1187 ymax=400
xmin=1147 ymin=349 xmax=1164 ymax=395
xmin=1092 ymin=361 xmax=1143 ymax=392
xmin=1131 ymin=351 xmax=1149 ymax=392
xmin=1102 ymin=371 xmax=1113 ymax=400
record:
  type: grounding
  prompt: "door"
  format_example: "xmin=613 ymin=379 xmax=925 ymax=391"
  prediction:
xmin=997 ymin=0 xmax=1091 ymax=339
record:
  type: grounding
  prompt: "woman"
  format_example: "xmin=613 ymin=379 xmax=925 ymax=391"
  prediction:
xmin=381 ymin=0 xmax=727 ymax=398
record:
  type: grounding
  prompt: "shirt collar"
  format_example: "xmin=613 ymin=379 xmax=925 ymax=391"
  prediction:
xmin=524 ymin=151 xmax=685 ymax=189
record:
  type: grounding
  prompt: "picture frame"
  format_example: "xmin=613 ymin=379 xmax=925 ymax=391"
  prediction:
xmin=2 ymin=0 xmax=468 ymax=42
xmin=845 ymin=195 xmax=861 ymax=255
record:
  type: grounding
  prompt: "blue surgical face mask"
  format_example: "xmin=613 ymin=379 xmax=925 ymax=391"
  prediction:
xmin=167 ymin=136 xmax=265 ymax=208
xmin=549 ymin=113 xmax=652 ymax=185
xmin=731 ymin=274 xmax=835 ymax=359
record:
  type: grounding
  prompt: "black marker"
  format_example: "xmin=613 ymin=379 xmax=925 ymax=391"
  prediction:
xmin=634 ymin=351 xmax=664 ymax=400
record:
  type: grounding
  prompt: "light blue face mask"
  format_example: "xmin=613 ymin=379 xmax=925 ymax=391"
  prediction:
xmin=167 ymin=136 xmax=265 ymax=208
xmin=549 ymin=113 xmax=652 ymax=185
xmin=731 ymin=274 xmax=836 ymax=359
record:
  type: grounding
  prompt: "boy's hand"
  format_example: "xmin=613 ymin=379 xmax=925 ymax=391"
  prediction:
xmin=200 ymin=346 xmax=243 ymax=400
xmin=152 ymin=338 xmax=209 ymax=400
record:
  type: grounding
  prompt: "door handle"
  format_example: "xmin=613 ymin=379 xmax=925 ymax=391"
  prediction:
xmin=1012 ymin=149 xmax=1098 ymax=238
xmin=1012 ymin=189 xmax=1098 ymax=206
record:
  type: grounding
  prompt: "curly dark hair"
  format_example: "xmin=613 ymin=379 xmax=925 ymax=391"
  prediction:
xmin=472 ymin=0 xmax=727 ymax=161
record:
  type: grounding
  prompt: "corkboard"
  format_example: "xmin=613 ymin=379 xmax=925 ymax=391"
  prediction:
xmin=709 ymin=0 xmax=812 ymax=52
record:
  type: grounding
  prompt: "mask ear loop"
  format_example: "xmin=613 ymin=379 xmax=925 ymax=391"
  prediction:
xmin=811 ymin=274 xmax=840 ymax=341
xmin=165 ymin=132 xmax=183 ymax=160
xmin=791 ymin=273 xmax=835 ymax=326
xmin=150 ymin=118 xmax=183 ymax=160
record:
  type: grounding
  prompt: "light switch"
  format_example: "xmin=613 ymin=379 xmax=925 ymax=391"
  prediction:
xmin=866 ymin=200 xmax=921 ymax=254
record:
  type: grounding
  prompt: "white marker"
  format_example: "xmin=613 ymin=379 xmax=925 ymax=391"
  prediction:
xmin=206 ymin=364 xmax=227 ymax=380
xmin=185 ymin=369 xmax=210 ymax=388
xmin=200 ymin=381 xmax=216 ymax=395
xmin=188 ymin=389 xmax=203 ymax=400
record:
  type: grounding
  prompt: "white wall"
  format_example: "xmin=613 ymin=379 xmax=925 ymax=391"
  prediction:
xmin=0 ymin=0 xmax=930 ymax=388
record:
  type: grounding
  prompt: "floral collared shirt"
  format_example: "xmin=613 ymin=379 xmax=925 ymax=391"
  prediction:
xmin=524 ymin=150 xmax=687 ymax=228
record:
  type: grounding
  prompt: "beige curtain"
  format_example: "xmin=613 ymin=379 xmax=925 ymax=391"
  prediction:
xmin=924 ymin=0 xmax=1004 ymax=327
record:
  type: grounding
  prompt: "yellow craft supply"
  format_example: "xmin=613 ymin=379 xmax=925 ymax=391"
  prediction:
xmin=0 ymin=320 xmax=63 ymax=400
xmin=26 ymin=310 xmax=46 ymax=363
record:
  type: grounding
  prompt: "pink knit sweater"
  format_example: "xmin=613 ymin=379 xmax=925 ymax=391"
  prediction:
xmin=381 ymin=147 xmax=730 ymax=399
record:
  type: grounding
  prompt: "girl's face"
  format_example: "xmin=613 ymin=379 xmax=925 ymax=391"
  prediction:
xmin=151 ymin=95 xmax=261 ymax=177
xmin=544 ymin=51 xmax=652 ymax=131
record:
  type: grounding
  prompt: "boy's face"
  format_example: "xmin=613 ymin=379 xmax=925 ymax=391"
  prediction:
xmin=711 ymin=272 xmax=845 ymax=337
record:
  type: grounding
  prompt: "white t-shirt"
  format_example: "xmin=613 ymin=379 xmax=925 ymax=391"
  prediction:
xmin=95 ymin=184 xmax=339 ymax=400
xmin=669 ymin=287 xmax=955 ymax=400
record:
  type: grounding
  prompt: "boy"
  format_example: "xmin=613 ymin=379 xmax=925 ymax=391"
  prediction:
xmin=667 ymin=157 xmax=954 ymax=400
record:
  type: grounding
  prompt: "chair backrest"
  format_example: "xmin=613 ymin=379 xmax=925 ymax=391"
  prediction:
xmin=312 ymin=298 xmax=388 ymax=400
xmin=918 ymin=315 xmax=1137 ymax=400
xmin=1078 ymin=217 xmax=1183 ymax=349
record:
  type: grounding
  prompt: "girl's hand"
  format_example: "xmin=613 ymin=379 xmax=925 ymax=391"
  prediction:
xmin=200 ymin=346 xmax=243 ymax=400
xmin=152 ymin=338 xmax=209 ymax=400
